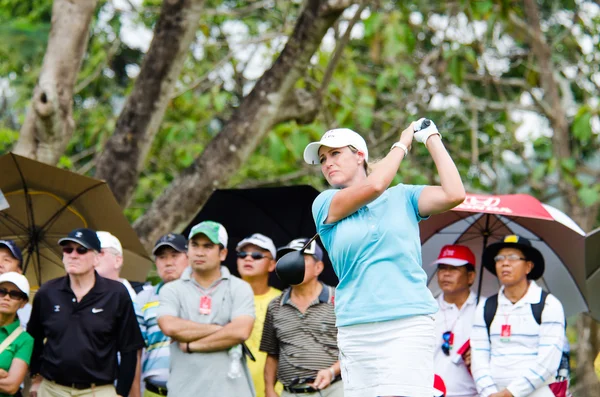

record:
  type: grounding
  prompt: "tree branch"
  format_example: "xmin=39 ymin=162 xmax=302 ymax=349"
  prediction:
xmin=14 ymin=0 xmax=99 ymax=165
xmin=318 ymin=2 xmax=367 ymax=94
xmin=133 ymin=0 xmax=348 ymax=250
xmin=74 ymin=38 xmax=121 ymax=94
xmin=95 ymin=0 xmax=206 ymax=207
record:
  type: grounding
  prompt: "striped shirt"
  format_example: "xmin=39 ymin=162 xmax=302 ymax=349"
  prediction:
xmin=471 ymin=281 xmax=565 ymax=397
xmin=259 ymin=283 xmax=338 ymax=387
xmin=135 ymin=283 xmax=170 ymax=386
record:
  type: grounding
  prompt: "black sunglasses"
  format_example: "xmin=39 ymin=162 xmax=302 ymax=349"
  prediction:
xmin=442 ymin=331 xmax=453 ymax=356
xmin=0 ymin=288 xmax=26 ymax=300
xmin=62 ymin=246 xmax=90 ymax=255
xmin=236 ymin=251 xmax=269 ymax=260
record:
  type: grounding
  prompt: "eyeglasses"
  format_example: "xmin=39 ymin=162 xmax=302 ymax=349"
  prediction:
xmin=442 ymin=331 xmax=453 ymax=356
xmin=0 ymin=288 xmax=26 ymax=300
xmin=236 ymin=252 xmax=270 ymax=260
xmin=62 ymin=246 xmax=90 ymax=255
xmin=494 ymin=254 xmax=526 ymax=263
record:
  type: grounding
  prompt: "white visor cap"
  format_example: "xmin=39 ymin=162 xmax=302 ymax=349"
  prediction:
xmin=303 ymin=128 xmax=369 ymax=165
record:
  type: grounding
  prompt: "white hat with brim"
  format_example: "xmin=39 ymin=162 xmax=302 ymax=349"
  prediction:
xmin=0 ymin=272 xmax=30 ymax=298
xmin=303 ymin=128 xmax=369 ymax=165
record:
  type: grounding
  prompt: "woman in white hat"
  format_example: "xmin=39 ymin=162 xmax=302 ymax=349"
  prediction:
xmin=305 ymin=120 xmax=465 ymax=397
xmin=0 ymin=272 xmax=33 ymax=396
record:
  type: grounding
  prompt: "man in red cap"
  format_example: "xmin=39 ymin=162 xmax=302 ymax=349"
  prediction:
xmin=431 ymin=244 xmax=478 ymax=397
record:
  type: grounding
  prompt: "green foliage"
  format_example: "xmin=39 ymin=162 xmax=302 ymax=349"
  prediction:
xmin=0 ymin=0 xmax=598 ymax=235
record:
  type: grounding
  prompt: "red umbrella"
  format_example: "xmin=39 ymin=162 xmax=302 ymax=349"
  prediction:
xmin=420 ymin=193 xmax=588 ymax=317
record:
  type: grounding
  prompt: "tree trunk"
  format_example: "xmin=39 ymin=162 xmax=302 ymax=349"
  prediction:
xmin=133 ymin=0 xmax=347 ymax=249
xmin=522 ymin=1 xmax=600 ymax=393
xmin=94 ymin=0 xmax=206 ymax=207
xmin=13 ymin=0 xmax=98 ymax=165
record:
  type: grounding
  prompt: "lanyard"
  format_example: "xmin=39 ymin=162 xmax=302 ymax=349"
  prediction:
xmin=195 ymin=279 xmax=223 ymax=297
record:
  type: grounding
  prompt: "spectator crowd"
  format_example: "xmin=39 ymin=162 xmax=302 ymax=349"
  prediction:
xmin=0 ymin=222 xmax=584 ymax=397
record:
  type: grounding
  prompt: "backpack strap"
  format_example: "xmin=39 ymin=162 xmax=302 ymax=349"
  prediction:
xmin=483 ymin=294 xmax=499 ymax=341
xmin=530 ymin=289 xmax=549 ymax=325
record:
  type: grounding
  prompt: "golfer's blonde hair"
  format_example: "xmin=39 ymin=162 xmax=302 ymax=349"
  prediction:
xmin=348 ymin=145 xmax=376 ymax=175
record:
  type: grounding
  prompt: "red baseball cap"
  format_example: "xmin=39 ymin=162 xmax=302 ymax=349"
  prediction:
xmin=430 ymin=244 xmax=476 ymax=267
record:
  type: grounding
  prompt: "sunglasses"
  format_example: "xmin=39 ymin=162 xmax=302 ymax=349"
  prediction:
xmin=62 ymin=246 xmax=90 ymax=255
xmin=236 ymin=252 xmax=270 ymax=260
xmin=0 ymin=288 xmax=26 ymax=300
xmin=442 ymin=331 xmax=453 ymax=356
xmin=494 ymin=254 xmax=526 ymax=263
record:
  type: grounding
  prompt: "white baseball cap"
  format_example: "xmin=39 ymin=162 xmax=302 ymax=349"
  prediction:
xmin=303 ymin=128 xmax=369 ymax=165
xmin=236 ymin=233 xmax=277 ymax=258
xmin=97 ymin=231 xmax=123 ymax=255
xmin=0 ymin=272 xmax=30 ymax=298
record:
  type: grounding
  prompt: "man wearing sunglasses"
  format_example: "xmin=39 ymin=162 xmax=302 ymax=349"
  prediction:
xmin=235 ymin=233 xmax=282 ymax=397
xmin=430 ymin=245 xmax=478 ymax=397
xmin=471 ymin=235 xmax=566 ymax=397
xmin=0 ymin=240 xmax=31 ymax=329
xmin=260 ymin=238 xmax=342 ymax=397
xmin=27 ymin=228 xmax=145 ymax=397
xmin=157 ymin=221 xmax=255 ymax=397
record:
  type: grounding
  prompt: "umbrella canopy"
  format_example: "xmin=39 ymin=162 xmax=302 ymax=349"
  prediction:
xmin=182 ymin=186 xmax=337 ymax=290
xmin=0 ymin=153 xmax=151 ymax=287
xmin=585 ymin=227 xmax=600 ymax=321
xmin=421 ymin=193 xmax=588 ymax=317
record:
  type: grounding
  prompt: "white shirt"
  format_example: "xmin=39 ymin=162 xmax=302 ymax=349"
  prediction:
xmin=433 ymin=291 xmax=478 ymax=397
xmin=471 ymin=281 xmax=565 ymax=397
xmin=120 ymin=278 xmax=137 ymax=301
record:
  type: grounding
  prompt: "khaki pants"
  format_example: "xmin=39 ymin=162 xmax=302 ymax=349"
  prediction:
xmin=281 ymin=380 xmax=344 ymax=397
xmin=38 ymin=378 xmax=117 ymax=397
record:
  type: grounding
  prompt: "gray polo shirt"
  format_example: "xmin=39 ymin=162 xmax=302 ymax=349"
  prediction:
xmin=259 ymin=283 xmax=339 ymax=386
xmin=157 ymin=266 xmax=255 ymax=397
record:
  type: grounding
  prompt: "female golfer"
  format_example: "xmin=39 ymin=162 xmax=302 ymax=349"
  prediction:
xmin=305 ymin=120 xmax=465 ymax=397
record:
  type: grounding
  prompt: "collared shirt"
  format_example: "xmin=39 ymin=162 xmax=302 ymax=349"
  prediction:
xmin=121 ymin=278 xmax=137 ymax=301
xmin=433 ymin=291 xmax=478 ymax=397
xmin=259 ymin=283 xmax=338 ymax=387
xmin=313 ymin=184 xmax=437 ymax=327
xmin=17 ymin=303 xmax=32 ymax=329
xmin=471 ymin=281 xmax=565 ymax=397
xmin=0 ymin=319 xmax=33 ymax=397
xmin=135 ymin=282 xmax=169 ymax=386
xmin=157 ymin=266 xmax=255 ymax=397
xmin=27 ymin=273 xmax=145 ymax=384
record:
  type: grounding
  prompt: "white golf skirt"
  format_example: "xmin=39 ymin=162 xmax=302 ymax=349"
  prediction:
xmin=337 ymin=315 xmax=435 ymax=397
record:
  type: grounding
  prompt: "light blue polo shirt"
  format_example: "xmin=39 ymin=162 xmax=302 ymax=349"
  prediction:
xmin=312 ymin=183 xmax=438 ymax=327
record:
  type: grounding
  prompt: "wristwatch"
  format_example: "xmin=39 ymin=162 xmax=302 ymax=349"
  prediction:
xmin=390 ymin=142 xmax=409 ymax=157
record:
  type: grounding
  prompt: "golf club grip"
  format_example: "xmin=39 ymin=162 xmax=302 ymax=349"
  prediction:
xmin=415 ymin=119 xmax=431 ymax=131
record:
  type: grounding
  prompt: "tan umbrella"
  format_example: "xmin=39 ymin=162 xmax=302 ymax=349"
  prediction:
xmin=0 ymin=152 xmax=152 ymax=288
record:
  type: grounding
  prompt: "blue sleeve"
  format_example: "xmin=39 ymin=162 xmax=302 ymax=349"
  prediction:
xmin=392 ymin=184 xmax=428 ymax=222
xmin=311 ymin=189 xmax=339 ymax=233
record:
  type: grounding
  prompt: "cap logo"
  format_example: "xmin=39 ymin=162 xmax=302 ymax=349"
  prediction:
xmin=166 ymin=234 xmax=175 ymax=241
xmin=75 ymin=231 xmax=83 ymax=238
xmin=504 ymin=235 xmax=519 ymax=243
xmin=442 ymin=248 xmax=455 ymax=256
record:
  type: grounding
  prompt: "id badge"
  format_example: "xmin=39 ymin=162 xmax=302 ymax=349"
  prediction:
xmin=500 ymin=324 xmax=511 ymax=342
xmin=199 ymin=296 xmax=212 ymax=315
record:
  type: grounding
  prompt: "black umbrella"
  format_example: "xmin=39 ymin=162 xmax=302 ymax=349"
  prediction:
xmin=182 ymin=186 xmax=337 ymax=290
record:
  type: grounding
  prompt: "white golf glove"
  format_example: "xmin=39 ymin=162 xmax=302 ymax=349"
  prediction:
xmin=413 ymin=118 xmax=441 ymax=144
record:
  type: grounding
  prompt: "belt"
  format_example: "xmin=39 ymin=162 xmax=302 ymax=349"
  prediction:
xmin=283 ymin=377 xmax=341 ymax=394
xmin=52 ymin=380 xmax=110 ymax=390
xmin=145 ymin=381 xmax=168 ymax=396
